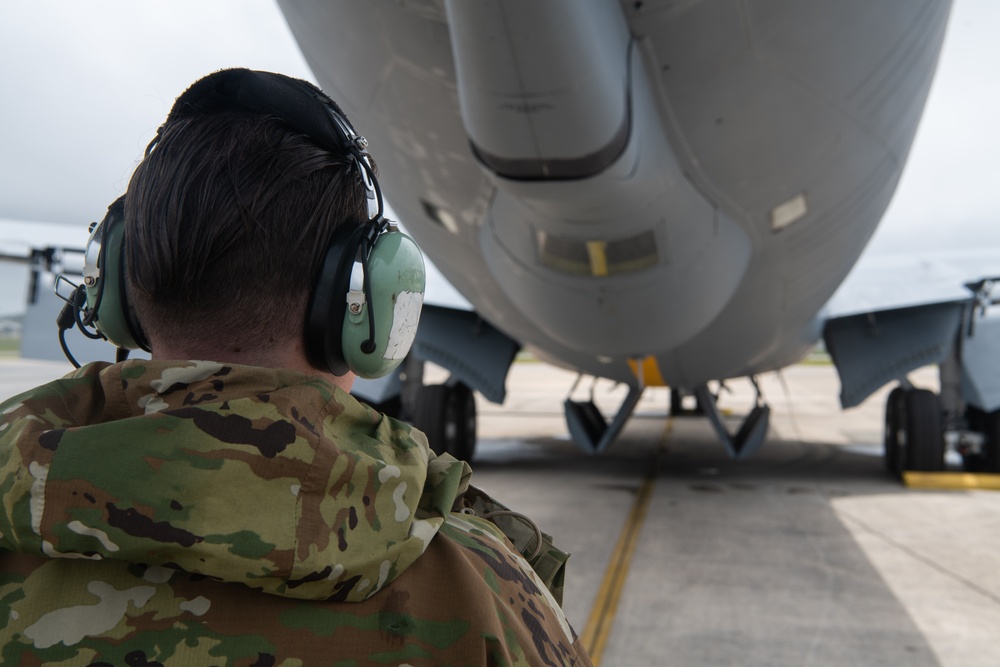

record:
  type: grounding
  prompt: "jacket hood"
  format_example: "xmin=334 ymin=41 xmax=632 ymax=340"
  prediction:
xmin=0 ymin=360 xmax=471 ymax=602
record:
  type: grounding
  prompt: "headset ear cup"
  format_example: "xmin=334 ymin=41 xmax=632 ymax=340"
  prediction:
xmin=84 ymin=199 xmax=148 ymax=351
xmin=341 ymin=231 xmax=425 ymax=379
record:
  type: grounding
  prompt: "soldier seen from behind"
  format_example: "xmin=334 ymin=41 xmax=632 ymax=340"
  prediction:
xmin=0 ymin=68 xmax=591 ymax=666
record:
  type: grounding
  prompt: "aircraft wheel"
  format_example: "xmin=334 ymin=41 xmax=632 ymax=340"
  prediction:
xmin=883 ymin=387 xmax=905 ymax=475
xmin=961 ymin=407 xmax=989 ymax=472
xmin=413 ymin=383 xmax=477 ymax=462
xmin=965 ymin=410 xmax=1000 ymax=473
xmin=900 ymin=389 xmax=945 ymax=472
xmin=669 ymin=388 xmax=704 ymax=416
xmin=977 ymin=409 xmax=1000 ymax=473
xmin=670 ymin=389 xmax=683 ymax=415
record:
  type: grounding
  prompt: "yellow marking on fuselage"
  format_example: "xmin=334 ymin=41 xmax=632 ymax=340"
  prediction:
xmin=627 ymin=356 xmax=667 ymax=387
xmin=586 ymin=241 xmax=609 ymax=277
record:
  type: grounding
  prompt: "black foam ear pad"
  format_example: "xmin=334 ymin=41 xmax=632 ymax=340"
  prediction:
xmin=304 ymin=223 xmax=365 ymax=375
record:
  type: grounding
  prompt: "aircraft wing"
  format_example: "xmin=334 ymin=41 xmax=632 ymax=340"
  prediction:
xmin=0 ymin=220 xmax=87 ymax=262
xmin=822 ymin=248 xmax=1000 ymax=411
xmin=824 ymin=247 xmax=1000 ymax=319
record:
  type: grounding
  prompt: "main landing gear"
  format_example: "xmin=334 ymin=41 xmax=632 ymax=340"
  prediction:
xmin=411 ymin=382 xmax=478 ymax=462
xmin=883 ymin=387 xmax=945 ymax=475
xmin=883 ymin=385 xmax=1000 ymax=476
xmin=957 ymin=406 xmax=1000 ymax=473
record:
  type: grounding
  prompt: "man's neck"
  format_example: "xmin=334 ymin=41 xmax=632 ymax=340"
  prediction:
xmin=149 ymin=339 xmax=356 ymax=393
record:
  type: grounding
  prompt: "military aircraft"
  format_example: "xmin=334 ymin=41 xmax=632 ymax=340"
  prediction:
xmin=267 ymin=0 xmax=1000 ymax=474
xmin=9 ymin=0 xmax=997 ymax=475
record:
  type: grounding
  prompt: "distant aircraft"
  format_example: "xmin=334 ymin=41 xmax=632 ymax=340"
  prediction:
xmin=270 ymin=0 xmax=1000 ymax=474
xmin=0 ymin=220 xmax=88 ymax=264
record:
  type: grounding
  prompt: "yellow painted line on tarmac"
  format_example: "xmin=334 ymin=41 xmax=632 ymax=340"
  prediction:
xmin=581 ymin=419 xmax=671 ymax=665
xmin=904 ymin=472 xmax=1000 ymax=491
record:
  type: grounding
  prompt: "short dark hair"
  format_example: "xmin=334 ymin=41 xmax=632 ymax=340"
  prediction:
xmin=124 ymin=107 xmax=371 ymax=352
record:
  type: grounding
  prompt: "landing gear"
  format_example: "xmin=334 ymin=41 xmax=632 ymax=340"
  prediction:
xmin=961 ymin=407 xmax=1000 ymax=473
xmin=884 ymin=387 xmax=904 ymax=473
xmin=980 ymin=410 xmax=1000 ymax=472
xmin=564 ymin=378 xmax=644 ymax=454
xmin=884 ymin=386 xmax=946 ymax=475
xmin=902 ymin=389 xmax=946 ymax=472
xmin=694 ymin=380 xmax=770 ymax=460
xmin=670 ymin=388 xmax=705 ymax=416
xmin=412 ymin=382 xmax=477 ymax=462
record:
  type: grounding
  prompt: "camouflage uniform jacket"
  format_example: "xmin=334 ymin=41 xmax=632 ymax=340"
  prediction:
xmin=0 ymin=360 xmax=590 ymax=666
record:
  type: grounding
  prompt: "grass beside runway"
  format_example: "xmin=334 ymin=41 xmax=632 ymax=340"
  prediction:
xmin=0 ymin=337 xmax=20 ymax=356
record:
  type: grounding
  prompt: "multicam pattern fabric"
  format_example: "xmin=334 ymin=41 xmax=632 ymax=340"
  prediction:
xmin=0 ymin=360 xmax=590 ymax=666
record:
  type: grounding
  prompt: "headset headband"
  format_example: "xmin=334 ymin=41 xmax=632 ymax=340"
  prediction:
xmin=161 ymin=70 xmax=345 ymax=152
xmin=152 ymin=69 xmax=384 ymax=221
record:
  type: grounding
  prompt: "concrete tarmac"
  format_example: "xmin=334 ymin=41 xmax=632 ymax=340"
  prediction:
xmin=3 ymin=357 xmax=1000 ymax=666
xmin=469 ymin=362 xmax=1000 ymax=667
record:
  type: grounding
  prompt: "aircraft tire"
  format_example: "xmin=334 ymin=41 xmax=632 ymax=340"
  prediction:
xmin=884 ymin=387 xmax=905 ymax=475
xmin=980 ymin=409 xmax=1000 ymax=473
xmin=413 ymin=383 xmax=477 ymax=462
xmin=669 ymin=388 xmax=706 ymax=416
xmin=670 ymin=389 xmax=683 ymax=416
xmin=450 ymin=383 xmax=478 ymax=462
xmin=961 ymin=407 xmax=997 ymax=472
xmin=901 ymin=389 xmax=945 ymax=472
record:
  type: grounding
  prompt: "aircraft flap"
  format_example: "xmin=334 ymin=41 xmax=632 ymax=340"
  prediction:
xmin=411 ymin=304 xmax=519 ymax=404
xmin=823 ymin=302 xmax=964 ymax=408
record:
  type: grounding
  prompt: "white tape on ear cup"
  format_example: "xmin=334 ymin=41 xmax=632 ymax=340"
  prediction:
xmin=384 ymin=290 xmax=424 ymax=360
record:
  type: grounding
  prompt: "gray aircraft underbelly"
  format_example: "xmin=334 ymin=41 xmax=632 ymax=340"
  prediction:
xmin=277 ymin=0 xmax=950 ymax=388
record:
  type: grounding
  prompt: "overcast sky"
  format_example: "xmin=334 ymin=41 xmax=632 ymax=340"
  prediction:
xmin=0 ymin=0 xmax=312 ymax=228
xmin=0 ymin=1 xmax=997 ymax=250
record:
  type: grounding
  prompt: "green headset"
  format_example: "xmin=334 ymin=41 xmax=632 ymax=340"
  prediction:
xmin=60 ymin=69 xmax=426 ymax=379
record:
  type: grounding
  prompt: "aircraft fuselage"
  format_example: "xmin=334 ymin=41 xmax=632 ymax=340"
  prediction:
xmin=278 ymin=0 xmax=951 ymax=389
